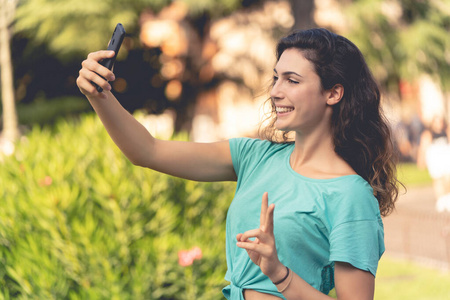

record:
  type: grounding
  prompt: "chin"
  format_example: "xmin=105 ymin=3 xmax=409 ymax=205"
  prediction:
xmin=275 ymin=121 xmax=291 ymax=132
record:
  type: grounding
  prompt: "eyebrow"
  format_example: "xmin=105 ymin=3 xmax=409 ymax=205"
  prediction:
xmin=273 ymin=69 xmax=303 ymax=77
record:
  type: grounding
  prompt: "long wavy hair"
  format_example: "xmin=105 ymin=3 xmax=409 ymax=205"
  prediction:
xmin=260 ymin=28 xmax=401 ymax=216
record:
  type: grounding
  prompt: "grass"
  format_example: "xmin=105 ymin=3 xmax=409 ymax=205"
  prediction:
xmin=375 ymin=256 xmax=450 ymax=300
xmin=329 ymin=256 xmax=450 ymax=299
xmin=397 ymin=162 xmax=433 ymax=187
xmin=381 ymin=165 xmax=449 ymax=299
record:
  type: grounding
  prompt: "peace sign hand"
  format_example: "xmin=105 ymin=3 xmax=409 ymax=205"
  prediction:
xmin=236 ymin=192 xmax=286 ymax=282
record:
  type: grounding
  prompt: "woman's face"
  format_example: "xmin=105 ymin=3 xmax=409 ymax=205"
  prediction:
xmin=271 ymin=48 xmax=332 ymax=134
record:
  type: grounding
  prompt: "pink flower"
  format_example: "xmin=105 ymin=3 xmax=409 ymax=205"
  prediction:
xmin=178 ymin=250 xmax=194 ymax=267
xmin=39 ymin=176 xmax=52 ymax=186
xmin=190 ymin=246 xmax=202 ymax=260
xmin=178 ymin=246 xmax=203 ymax=267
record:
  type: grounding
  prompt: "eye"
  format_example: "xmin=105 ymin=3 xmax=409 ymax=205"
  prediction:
xmin=272 ymin=75 xmax=279 ymax=86
xmin=287 ymin=78 xmax=299 ymax=84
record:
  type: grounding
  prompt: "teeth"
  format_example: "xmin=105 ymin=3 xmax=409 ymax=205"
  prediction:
xmin=276 ymin=107 xmax=294 ymax=113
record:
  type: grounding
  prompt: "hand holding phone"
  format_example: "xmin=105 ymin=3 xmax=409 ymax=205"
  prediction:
xmin=92 ymin=23 xmax=126 ymax=92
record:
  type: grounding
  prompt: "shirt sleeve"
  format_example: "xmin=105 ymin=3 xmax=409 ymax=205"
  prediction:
xmin=228 ymin=138 xmax=247 ymax=179
xmin=329 ymin=219 xmax=385 ymax=277
xmin=229 ymin=138 xmax=270 ymax=183
xmin=326 ymin=177 xmax=385 ymax=277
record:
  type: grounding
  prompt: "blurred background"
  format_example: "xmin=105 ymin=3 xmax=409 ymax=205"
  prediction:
xmin=0 ymin=0 xmax=449 ymax=299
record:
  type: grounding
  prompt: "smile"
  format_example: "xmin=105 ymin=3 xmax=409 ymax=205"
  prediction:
xmin=276 ymin=106 xmax=295 ymax=113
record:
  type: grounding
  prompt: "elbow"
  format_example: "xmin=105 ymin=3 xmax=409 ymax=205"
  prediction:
xmin=128 ymin=156 xmax=147 ymax=168
xmin=126 ymin=140 xmax=155 ymax=168
xmin=129 ymin=157 xmax=142 ymax=167
xmin=125 ymin=152 xmax=148 ymax=168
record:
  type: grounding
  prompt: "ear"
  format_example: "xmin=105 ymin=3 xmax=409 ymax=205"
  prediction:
xmin=326 ymin=84 xmax=344 ymax=106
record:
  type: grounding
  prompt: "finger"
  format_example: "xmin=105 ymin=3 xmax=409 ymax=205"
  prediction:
xmin=237 ymin=240 xmax=271 ymax=255
xmin=79 ymin=67 xmax=111 ymax=89
xmin=87 ymin=50 xmax=115 ymax=62
xmin=265 ymin=203 xmax=275 ymax=234
xmin=260 ymin=192 xmax=269 ymax=229
xmin=237 ymin=233 xmax=255 ymax=245
xmin=81 ymin=51 xmax=115 ymax=81
xmin=239 ymin=228 xmax=262 ymax=242
xmin=79 ymin=68 xmax=112 ymax=92
xmin=76 ymin=75 xmax=108 ymax=98
xmin=82 ymin=58 xmax=116 ymax=82
xmin=237 ymin=236 xmax=260 ymax=247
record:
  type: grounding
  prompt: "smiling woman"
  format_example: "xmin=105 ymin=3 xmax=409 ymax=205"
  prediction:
xmin=270 ymin=48 xmax=339 ymax=135
xmin=262 ymin=29 xmax=399 ymax=215
xmin=76 ymin=28 xmax=401 ymax=300
xmin=231 ymin=29 xmax=400 ymax=300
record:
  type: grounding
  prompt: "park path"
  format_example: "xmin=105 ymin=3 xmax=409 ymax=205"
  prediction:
xmin=383 ymin=185 xmax=450 ymax=270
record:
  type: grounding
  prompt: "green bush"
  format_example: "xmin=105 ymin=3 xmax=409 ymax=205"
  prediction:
xmin=0 ymin=114 xmax=236 ymax=299
xmin=13 ymin=96 xmax=92 ymax=127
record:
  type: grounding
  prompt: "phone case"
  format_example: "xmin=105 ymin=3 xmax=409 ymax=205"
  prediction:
xmin=101 ymin=23 xmax=126 ymax=70
xmin=94 ymin=23 xmax=126 ymax=92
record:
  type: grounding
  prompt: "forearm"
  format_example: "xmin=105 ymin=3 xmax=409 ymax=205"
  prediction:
xmin=268 ymin=262 xmax=374 ymax=300
xmin=269 ymin=266 xmax=333 ymax=300
xmin=87 ymin=91 xmax=155 ymax=165
xmin=281 ymin=274 xmax=333 ymax=300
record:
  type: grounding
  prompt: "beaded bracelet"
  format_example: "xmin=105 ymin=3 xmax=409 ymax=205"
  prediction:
xmin=272 ymin=266 xmax=290 ymax=285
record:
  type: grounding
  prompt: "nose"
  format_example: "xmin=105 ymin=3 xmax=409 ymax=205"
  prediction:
xmin=270 ymin=80 xmax=283 ymax=101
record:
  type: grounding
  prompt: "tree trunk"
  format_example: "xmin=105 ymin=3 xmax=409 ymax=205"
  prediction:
xmin=289 ymin=0 xmax=316 ymax=30
xmin=0 ymin=0 xmax=19 ymax=142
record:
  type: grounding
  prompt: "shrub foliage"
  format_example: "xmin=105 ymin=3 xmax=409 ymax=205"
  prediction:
xmin=0 ymin=114 xmax=236 ymax=299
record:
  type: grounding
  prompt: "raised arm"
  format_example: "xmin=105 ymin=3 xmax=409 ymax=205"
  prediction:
xmin=76 ymin=50 xmax=236 ymax=182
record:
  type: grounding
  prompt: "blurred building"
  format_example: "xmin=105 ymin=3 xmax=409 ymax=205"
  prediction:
xmin=139 ymin=1 xmax=294 ymax=141
xmin=139 ymin=0 xmax=449 ymax=144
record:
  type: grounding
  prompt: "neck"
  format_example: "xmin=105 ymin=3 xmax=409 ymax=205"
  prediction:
xmin=291 ymin=128 xmax=334 ymax=166
xmin=290 ymin=125 xmax=355 ymax=179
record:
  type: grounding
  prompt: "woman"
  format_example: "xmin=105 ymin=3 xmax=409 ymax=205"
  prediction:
xmin=77 ymin=28 xmax=400 ymax=299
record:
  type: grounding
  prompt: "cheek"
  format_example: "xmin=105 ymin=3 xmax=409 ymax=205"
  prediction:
xmin=290 ymin=88 xmax=325 ymax=109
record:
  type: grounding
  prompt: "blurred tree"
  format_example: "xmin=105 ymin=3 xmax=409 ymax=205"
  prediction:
xmin=12 ymin=0 xmax=263 ymax=63
xmin=289 ymin=0 xmax=316 ymax=30
xmin=14 ymin=0 xmax=150 ymax=60
xmin=0 ymin=0 xmax=19 ymax=142
xmin=342 ymin=0 xmax=450 ymax=95
xmin=13 ymin=0 xmax=264 ymax=132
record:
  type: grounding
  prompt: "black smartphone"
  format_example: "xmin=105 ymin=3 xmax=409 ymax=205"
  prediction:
xmin=92 ymin=23 xmax=126 ymax=92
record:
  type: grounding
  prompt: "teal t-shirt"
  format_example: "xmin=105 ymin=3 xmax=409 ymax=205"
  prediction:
xmin=223 ymin=138 xmax=385 ymax=299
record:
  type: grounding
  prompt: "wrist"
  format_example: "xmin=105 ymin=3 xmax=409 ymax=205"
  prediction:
xmin=87 ymin=90 xmax=111 ymax=102
xmin=269 ymin=263 xmax=289 ymax=285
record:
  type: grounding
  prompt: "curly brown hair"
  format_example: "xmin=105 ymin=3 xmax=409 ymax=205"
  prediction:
xmin=260 ymin=28 xmax=401 ymax=217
